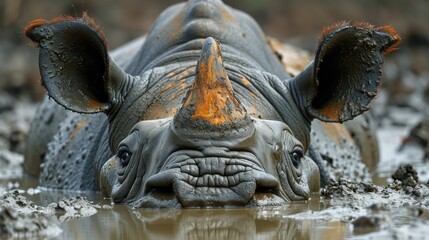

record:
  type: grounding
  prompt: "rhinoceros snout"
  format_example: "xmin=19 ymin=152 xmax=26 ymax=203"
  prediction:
xmin=140 ymin=150 xmax=284 ymax=207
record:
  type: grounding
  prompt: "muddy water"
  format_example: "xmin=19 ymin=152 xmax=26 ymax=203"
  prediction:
xmin=1 ymin=178 xmax=348 ymax=240
xmin=59 ymin=197 xmax=340 ymax=240
xmin=3 ymin=177 xmax=428 ymax=240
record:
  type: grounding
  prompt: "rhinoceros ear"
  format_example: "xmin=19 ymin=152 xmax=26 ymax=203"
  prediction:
xmin=25 ymin=14 xmax=133 ymax=113
xmin=289 ymin=22 xmax=400 ymax=122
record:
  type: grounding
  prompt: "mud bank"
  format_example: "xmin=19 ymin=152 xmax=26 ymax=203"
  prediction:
xmin=284 ymin=165 xmax=429 ymax=238
xmin=0 ymin=189 xmax=101 ymax=238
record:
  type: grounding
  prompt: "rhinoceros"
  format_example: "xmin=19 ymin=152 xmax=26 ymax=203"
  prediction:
xmin=24 ymin=0 xmax=400 ymax=208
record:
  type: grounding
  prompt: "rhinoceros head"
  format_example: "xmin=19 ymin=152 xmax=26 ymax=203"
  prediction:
xmin=95 ymin=38 xmax=320 ymax=207
xmin=25 ymin=4 xmax=399 ymax=208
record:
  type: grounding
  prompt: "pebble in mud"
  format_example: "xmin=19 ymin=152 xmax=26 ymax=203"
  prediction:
xmin=392 ymin=164 xmax=419 ymax=188
xmin=46 ymin=196 xmax=100 ymax=222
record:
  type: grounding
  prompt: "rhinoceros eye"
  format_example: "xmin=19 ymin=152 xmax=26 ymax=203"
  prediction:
xmin=118 ymin=146 xmax=131 ymax=167
xmin=291 ymin=147 xmax=304 ymax=168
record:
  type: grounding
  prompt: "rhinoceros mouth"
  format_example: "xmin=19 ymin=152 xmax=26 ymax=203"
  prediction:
xmin=137 ymin=150 xmax=285 ymax=208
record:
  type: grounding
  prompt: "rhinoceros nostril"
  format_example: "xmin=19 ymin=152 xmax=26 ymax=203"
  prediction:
xmin=254 ymin=172 xmax=281 ymax=193
xmin=144 ymin=169 xmax=177 ymax=194
xmin=147 ymin=186 xmax=174 ymax=197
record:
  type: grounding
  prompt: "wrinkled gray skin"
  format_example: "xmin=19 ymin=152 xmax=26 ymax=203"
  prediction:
xmin=24 ymin=0 xmax=398 ymax=208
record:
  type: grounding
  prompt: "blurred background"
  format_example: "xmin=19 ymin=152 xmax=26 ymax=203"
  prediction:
xmin=1 ymin=0 xmax=429 ymax=101
xmin=0 ymin=0 xmax=428 ymax=165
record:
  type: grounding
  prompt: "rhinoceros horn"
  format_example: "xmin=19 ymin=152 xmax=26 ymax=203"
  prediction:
xmin=173 ymin=37 xmax=254 ymax=139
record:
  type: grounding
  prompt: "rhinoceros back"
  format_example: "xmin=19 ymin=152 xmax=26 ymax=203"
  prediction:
xmin=127 ymin=0 xmax=288 ymax=79
xmin=24 ymin=97 xmax=68 ymax=177
xmin=38 ymin=113 xmax=110 ymax=190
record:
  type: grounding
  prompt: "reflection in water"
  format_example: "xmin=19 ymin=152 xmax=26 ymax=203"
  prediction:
xmin=134 ymin=208 xmax=283 ymax=239
xmin=55 ymin=193 xmax=346 ymax=240
xmin=1 ymin=179 xmax=346 ymax=239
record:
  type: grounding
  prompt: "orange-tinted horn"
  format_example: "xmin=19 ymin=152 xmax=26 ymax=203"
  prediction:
xmin=173 ymin=37 xmax=253 ymax=139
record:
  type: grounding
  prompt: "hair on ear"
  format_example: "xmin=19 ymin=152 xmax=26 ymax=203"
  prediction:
xmin=319 ymin=21 xmax=401 ymax=55
xmin=290 ymin=21 xmax=401 ymax=123
xmin=25 ymin=12 xmax=108 ymax=47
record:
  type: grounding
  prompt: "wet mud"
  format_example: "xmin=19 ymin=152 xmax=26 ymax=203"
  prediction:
xmin=0 ymin=207 xmax=61 ymax=239
xmin=0 ymin=188 xmax=102 ymax=238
